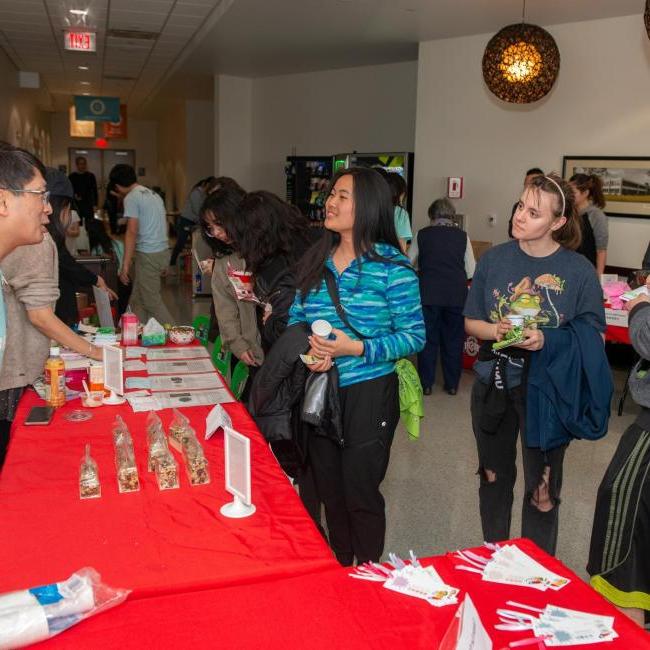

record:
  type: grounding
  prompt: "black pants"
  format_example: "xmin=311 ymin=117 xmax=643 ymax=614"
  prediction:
xmin=309 ymin=373 xmax=399 ymax=566
xmin=170 ymin=217 xmax=195 ymax=266
xmin=417 ymin=304 xmax=464 ymax=391
xmin=470 ymin=379 xmax=567 ymax=555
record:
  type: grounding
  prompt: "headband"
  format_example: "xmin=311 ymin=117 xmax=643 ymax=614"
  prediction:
xmin=544 ymin=176 xmax=566 ymax=217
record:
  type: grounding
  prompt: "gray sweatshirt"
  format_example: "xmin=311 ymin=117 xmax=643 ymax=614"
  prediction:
xmin=628 ymin=302 xmax=650 ymax=429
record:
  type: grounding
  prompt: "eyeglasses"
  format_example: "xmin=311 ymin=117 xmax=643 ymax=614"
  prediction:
xmin=204 ymin=222 xmax=223 ymax=238
xmin=0 ymin=188 xmax=51 ymax=205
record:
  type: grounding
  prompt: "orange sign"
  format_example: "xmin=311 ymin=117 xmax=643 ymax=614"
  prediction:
xmin=102 ymin=105 xmax=128 ymax=139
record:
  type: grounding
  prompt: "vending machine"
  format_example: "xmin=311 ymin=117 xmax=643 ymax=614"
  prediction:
xmin=285 ymin=156 xmax=333 ymax=223
xmin=333 ymin=152 xmax=415 ymax=215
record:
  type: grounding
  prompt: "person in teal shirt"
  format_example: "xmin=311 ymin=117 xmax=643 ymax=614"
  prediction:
xmin=387 ymin=172 xmax=412 ymax=253
xmin=0 ymin=143 xmax=53 ymax=371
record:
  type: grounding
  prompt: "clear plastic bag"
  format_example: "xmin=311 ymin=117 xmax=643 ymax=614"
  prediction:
xmin=112 ymin=416 xmax=140 ymax=493
xmin=146 ymin=411 xmax=168 ymax=471
xmin=0 ymin=567 xmax=129 ymax=649
xmin=181 ymin=433 xmax=210 ymax=486
xmin=79 ymin=444 xmax=101 ymax=499
xmin=154 ymin=449 xmax=180 ymax=490
xmin=168 ymin=408 xmax=192 ymax=450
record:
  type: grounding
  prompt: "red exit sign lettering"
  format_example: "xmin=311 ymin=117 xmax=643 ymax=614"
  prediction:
xmin=64 ymin=31 xmax=96 ymax=52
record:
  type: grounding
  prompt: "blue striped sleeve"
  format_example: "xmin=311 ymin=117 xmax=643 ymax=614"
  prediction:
xmin=363 ymin=264 xmax=425 ymax=364
xmin=288 ymin=292 xmax=307 ymax=326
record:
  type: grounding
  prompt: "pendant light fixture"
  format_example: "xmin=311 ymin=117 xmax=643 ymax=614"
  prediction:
xmin=482 ymin=0 xmax=560 ymax=104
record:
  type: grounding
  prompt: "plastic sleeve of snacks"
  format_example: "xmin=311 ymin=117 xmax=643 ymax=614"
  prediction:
xmin=112 ymin=416 xmax=140 ymax=493
xmin=168 ymin=408 xmax=192 ymax=450
xmin=182 ymin=435 xmax=211 ymax=486
xmin=146 ymin=411 xmax=169 ymax=471
xmin=79 ymin=444 xmax=101 ymax=499
xmin=154 ymin=450 xmax=180 ymax=490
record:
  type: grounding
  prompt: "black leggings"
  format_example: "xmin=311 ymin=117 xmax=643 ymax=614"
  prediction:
xmin=309 ymin=372 xmax=399 ymax=565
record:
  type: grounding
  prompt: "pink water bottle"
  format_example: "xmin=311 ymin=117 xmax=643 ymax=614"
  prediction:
xmin=121 ymin=310 xmax=139 ymax=346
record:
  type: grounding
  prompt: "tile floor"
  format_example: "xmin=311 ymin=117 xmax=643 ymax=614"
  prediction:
xmin=164 ymin=276 xmax=638 ymax=577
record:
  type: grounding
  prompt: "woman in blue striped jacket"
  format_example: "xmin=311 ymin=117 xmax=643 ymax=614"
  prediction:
xmin=289 ymin=167 xmax=425 ymax=565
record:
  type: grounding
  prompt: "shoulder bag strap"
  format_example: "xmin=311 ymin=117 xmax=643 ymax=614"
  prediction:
xmin=323 ymin=267 xmax=366 ymax=340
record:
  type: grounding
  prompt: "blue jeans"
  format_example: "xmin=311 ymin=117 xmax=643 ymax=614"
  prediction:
xmin=417 ymin=304 xmax=464 ymax=390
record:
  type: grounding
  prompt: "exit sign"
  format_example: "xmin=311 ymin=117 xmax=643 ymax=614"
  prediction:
xmin=64 ymin=31 xmax=96 ymax=52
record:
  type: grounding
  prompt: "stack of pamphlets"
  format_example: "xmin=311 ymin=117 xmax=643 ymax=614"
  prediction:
xmin=349 ymin=552 xmax=459 ymax=607
xmin=495 ymin=601 xmax=617 ymax=645
xmin=453 ymin=543 xmax=570 ymax=591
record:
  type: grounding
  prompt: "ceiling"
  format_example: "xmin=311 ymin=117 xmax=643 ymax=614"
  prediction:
xmin=0 ymin=0 xmax=643 ymax=115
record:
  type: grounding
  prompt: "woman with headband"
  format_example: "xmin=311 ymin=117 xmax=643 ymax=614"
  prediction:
xmin=464 ymin=174 xmax=607 ymax=555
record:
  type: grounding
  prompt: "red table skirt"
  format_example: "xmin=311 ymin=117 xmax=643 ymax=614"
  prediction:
xmin=605 ymin=325 xmax=631 ymax=345
xmin=0 ymin=389 xmax=336 ymax=600
xmin=35 ymin=539 xmax=650 ymax=650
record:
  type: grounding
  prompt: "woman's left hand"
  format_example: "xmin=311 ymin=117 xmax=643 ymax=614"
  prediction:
xmin=96 ymin=276 xmax=118 ymax=301
xmin=513 ymin=327 xmax=545 ymax=351
xmin=308 ymin=328 xmax=364 ymax=359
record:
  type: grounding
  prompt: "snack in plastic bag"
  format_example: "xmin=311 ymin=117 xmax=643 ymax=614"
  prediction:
xmin=154 ymin=450 xmax=180 ymax=490
xmin=168 ymin=408 xmax=192 ymax=451
xmin=0 ymin=567 xmax=129 ymax=649
xmin=182 ymin=433 xmax=210 ymax=486
xmin=146 ymin=411 xmax=168 ymax=471
xmin=79 ymin=444 xmax=101 ymax=499
xmin=112 ymin=415 xmax=140 ymax=493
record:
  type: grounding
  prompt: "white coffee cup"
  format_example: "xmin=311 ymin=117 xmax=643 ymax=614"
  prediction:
xmin=508 ymin=314 xmax=525 ymax=328
xmin=311 ymin=319 xmax=332 ymax=339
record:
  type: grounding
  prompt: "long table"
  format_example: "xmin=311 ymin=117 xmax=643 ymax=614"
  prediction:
xmin=31 ymin=538 xmax=650 ymax=649
xmin=0 ymin=388 xmax=337 ymax=600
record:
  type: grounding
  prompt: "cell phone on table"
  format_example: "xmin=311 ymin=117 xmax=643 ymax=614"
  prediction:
xmin=24 ymin=406 xmax=54 ymax=426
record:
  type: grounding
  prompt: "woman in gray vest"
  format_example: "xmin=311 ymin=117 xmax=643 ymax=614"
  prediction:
xmin=410 ymin=198 xmax=475 ymax=395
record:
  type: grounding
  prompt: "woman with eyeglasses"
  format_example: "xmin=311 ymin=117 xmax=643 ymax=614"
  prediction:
xmin=199 ymin=183 xmax=264 ymax=369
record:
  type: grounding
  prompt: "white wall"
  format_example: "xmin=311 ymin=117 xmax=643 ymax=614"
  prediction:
xmin=50 ymin=111 xmax=159 ymax=188
xmin=413 ymin=14 xmax=650 ymax=268
xmin=186 ymin=99 xmax=215 ymax=189
xmin=0 ymin=49 xmax=52 ymax=163
xmin=215 ymin=75 xmax=253 ymax=189
xmin=250 ymin=61 xmax=418 ymax=194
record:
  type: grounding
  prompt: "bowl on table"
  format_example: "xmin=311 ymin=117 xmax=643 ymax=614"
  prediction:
xmin=169 ymin=326 xmax=196 ymax=345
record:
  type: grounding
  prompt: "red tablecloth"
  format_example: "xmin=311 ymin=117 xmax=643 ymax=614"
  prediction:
xmin=0 ymin=389 xmax=336 ymax=599
xmin=605 ymin=325 xmax=631 ymax=345
xmin=34 ymin=539 xmax=650 ymax=649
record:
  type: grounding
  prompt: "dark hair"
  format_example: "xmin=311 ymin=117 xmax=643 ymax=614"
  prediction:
xmin=109 ymin=164 xmax=137 ymax=188
xmin=569 ymin=173 xmax=606 ymax=209
xmin=75 ymin=156 xmax=87 ymax=165
xmin=386 ymin=172 xmax=407 ymax=207
xmin=0 ymin=141 xmax=46 ymax=190
xmin=45 ymin=195 xmax=72 ymax=249
xmin=297 ymin=167 xmax=409 ymax=296
xmin=527 ymin=174 xmax=581 ymax=250
xmin=234 ymin=191 xmax=311 ymax=273
xmin=211 ymin=176 xmax=245 ymax=194
xmin=526 ymin=167 xmax=544 ymax=177
xmin=199 ymin=185 xmax=246 ymax=257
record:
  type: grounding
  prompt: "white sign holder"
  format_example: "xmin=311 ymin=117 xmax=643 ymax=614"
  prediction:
xmin=220 ymin=427 xmax=255 ymax=519
xmin=102 ymin=345 xmax=126 ymax=405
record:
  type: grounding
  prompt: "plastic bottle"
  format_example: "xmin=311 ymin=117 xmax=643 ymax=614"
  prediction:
xmin=121 ymin=310 xmax=139 ymax=346
xmin=44 ymin=346 xmax=66 ymax=408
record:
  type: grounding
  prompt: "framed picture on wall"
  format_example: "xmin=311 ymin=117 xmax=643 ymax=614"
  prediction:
xmin=562 ymin=156 xmax=650 ymax=219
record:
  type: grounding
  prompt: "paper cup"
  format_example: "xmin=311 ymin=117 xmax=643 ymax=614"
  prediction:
xmin=311 ymin=319 xmax=332 ymax=339
xmin=507 ymin=315 xmax=525 ymax=328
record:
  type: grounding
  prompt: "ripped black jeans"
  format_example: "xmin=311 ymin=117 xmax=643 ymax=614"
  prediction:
xmin=470 ymin=379 xmax=567 ymax=556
